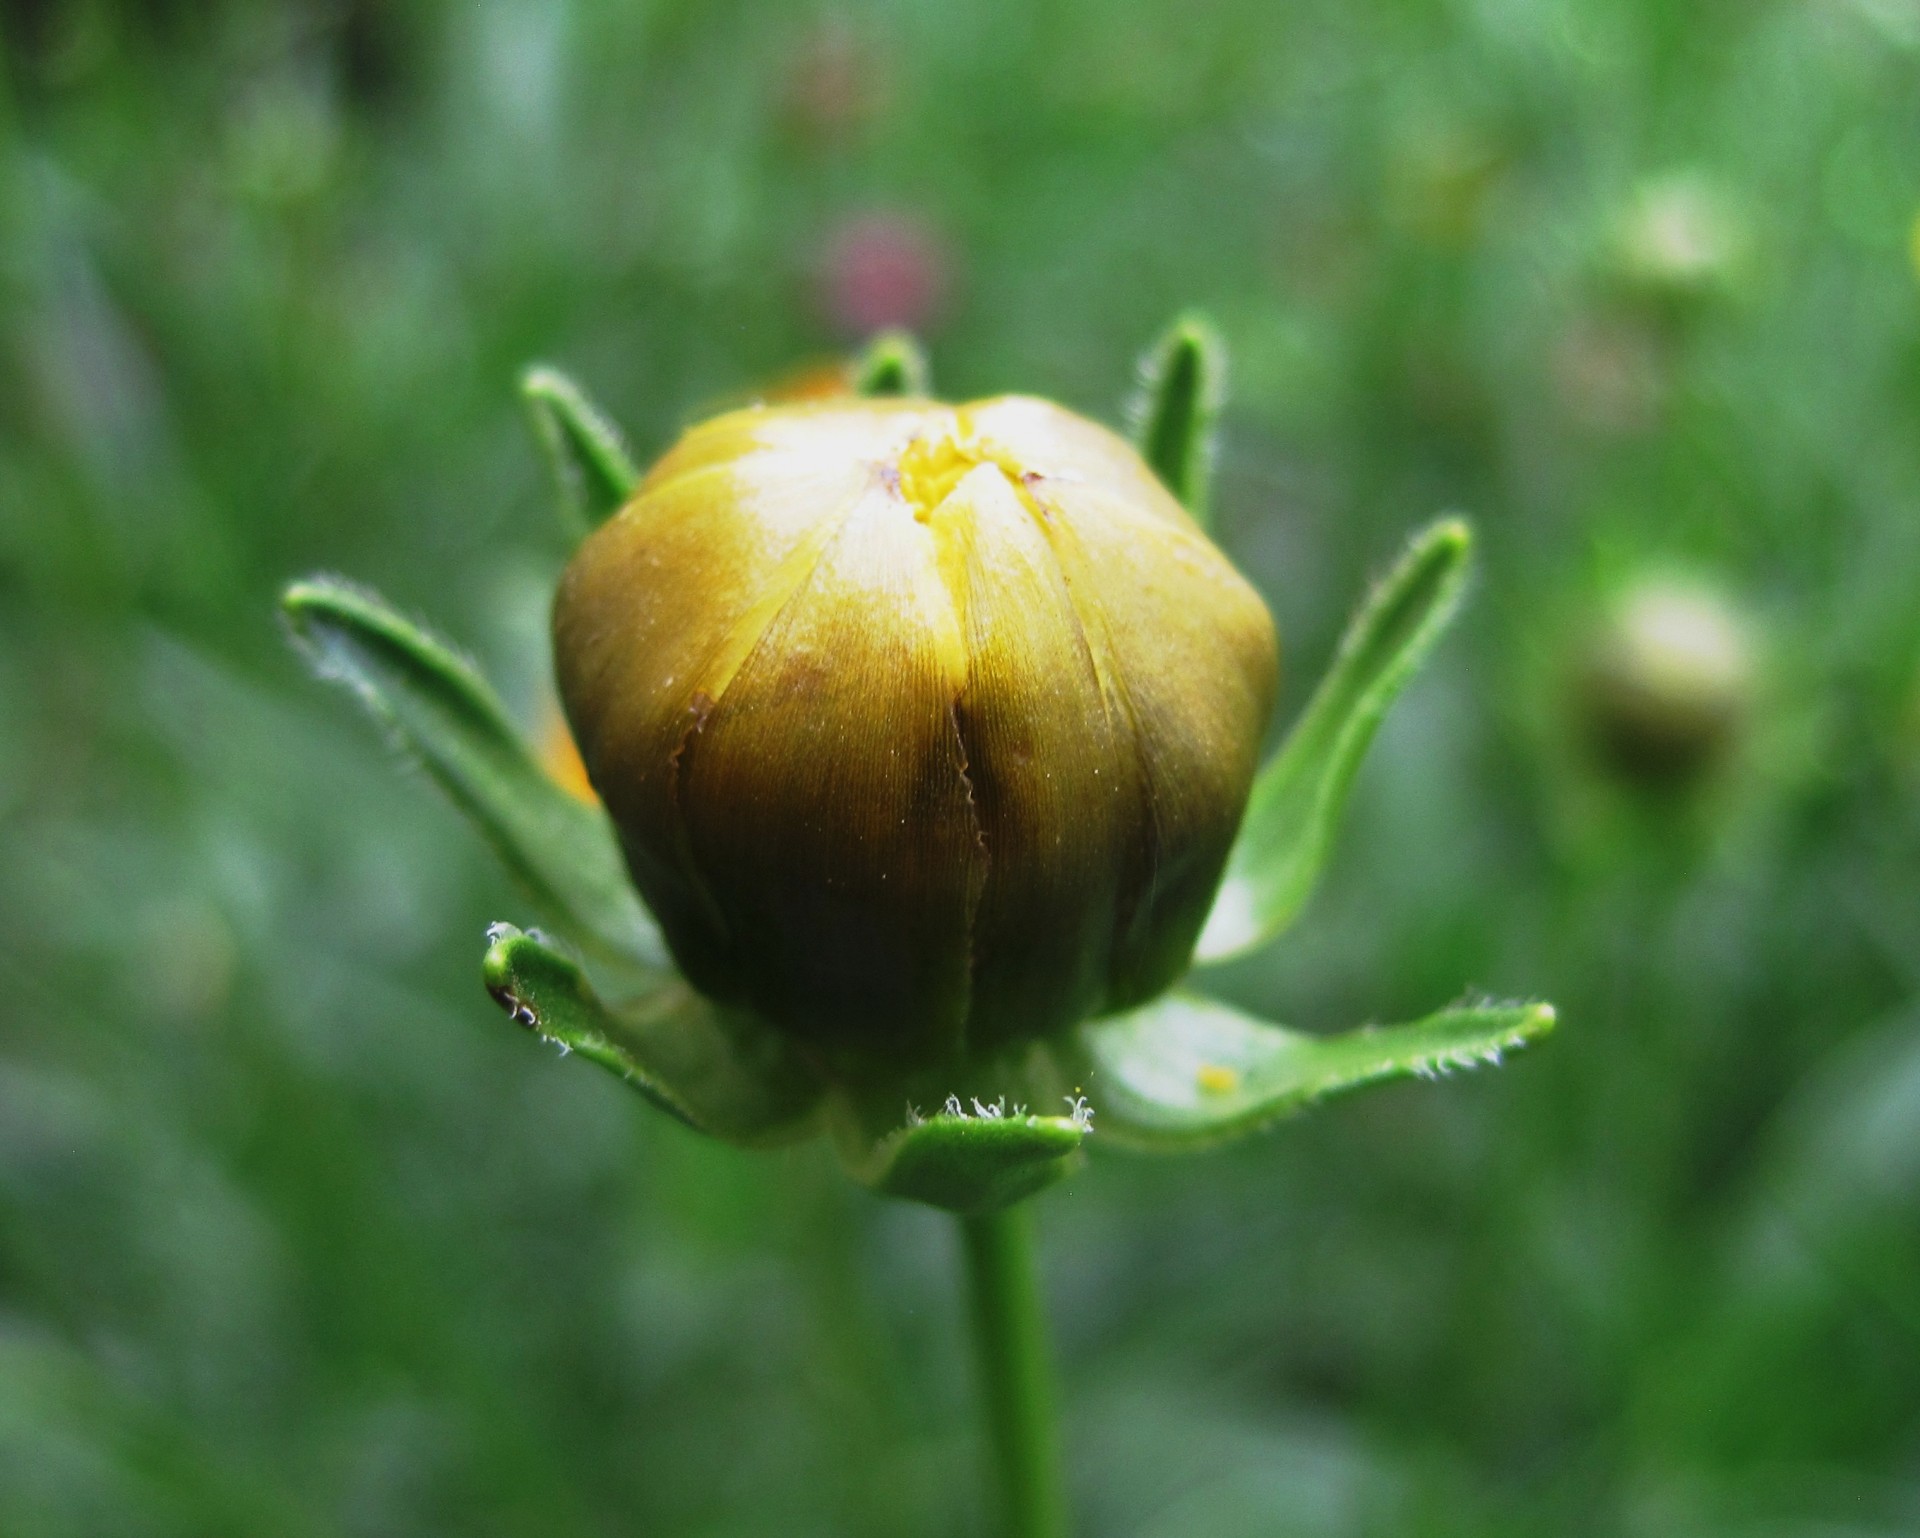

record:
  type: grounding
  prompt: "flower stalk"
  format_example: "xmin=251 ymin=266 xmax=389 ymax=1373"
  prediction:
xmin=961 ymin=1205 xmax=1068 ymax=1538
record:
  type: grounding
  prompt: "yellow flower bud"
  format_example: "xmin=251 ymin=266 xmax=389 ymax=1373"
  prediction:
xmin=553 ymin=396 xmax=1278 ymax=1068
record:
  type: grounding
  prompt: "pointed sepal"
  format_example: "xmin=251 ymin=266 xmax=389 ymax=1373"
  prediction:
xmin=1074 ymin=991 xmax=1554 ymax=1151
xmin=851 ymin=329 xmax=932 ymax=398
xmin=1130 ymin=312 xmax=1226 ymax=527
xmin=1198 ymin=518 xmax=1473 ymax=963
xmin=281 ymin=577 xmax=662 ymax=969
xmin=520 ymin=365 xmax=639 ymax=537
xmin=834 ymin=1096 xmax=1091 ymax=1215
xmin=482 ymin=925 xmax=823 ymax=1145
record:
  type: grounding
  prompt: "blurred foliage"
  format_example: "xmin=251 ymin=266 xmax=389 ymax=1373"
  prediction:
xmin=4 ymin=1 xmax=1920 ymax=1534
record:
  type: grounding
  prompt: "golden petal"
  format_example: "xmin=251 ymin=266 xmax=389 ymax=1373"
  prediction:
xmin=968 ymin=395 xmax=1194 ymax=532
xmin=1024 ymin=476 xmax=1278 ymax=1004
xmin=554 ymin=448 xmax=871 ymax=961
xmin=639 ymin=399 xmax=927 ymax=496
xmin=926 ymin=462 xmax=1139 ymax=1048
xmin=672 ymin=484 xmax=986 ymax=1061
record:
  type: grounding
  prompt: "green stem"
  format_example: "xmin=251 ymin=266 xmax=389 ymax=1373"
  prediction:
xmin=959 ymin=1205 xmax=1069 ymax=1538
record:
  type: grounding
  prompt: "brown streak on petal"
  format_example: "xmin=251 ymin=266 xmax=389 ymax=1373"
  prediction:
xmin=946 ymin=696 xmax=989 ymax=1059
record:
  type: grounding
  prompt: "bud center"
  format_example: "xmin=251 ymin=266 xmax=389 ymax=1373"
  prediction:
xmin=894 ymin=422 xmax=1028 ymax=522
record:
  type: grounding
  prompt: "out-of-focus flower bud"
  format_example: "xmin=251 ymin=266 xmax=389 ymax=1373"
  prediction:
xmin=1614 ymin=172 xmax=1744 ymax=298
xmin=1580 ymin=576 xmax=1753 ymax=785
xmin=553 ymin=396 xmax=1278 ymax=1067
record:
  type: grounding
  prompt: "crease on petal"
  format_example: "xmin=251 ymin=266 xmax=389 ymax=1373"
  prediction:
xmin=944 ymin=695 xmax=989 ymax=1060
xmin=1012 ymin=473 xmax=1166 ymax=1008
xmin=929 ymin=462 xmax=1136 ymax=1044
xmin=672 ymin=485 xmax=986 ymax=1058
xmin=658 ymin=478 xmax=881 ymax=963
xmin=1029 ymin=476 xmax=1277 ymax=1005
xmin=971 ymin=394 xmax=1197 ymax=532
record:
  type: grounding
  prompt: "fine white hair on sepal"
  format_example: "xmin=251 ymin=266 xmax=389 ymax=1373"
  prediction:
xmin=1410 ymin=1020 xmax=1541 ymax=1080
xmin=918 ymin=1092 xmax=1091 ymax=1130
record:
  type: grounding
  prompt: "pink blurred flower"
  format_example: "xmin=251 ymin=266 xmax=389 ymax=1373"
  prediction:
xmin=817 ymin=212 xmax=951 ymax=338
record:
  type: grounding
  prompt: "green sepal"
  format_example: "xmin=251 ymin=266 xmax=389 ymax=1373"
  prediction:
xmin=834 ymin=1099 xmax=1089 ymax=1215
xmin=482 ymin=924 xmax=823 ymax=1145
xmin=1197 ymin=517 xmax=1474 ymax=963
xmin=1074 ymin=991 xmax=1555 ymax=1151
xmin=851 ymin=329 xmax=932 ymax=398
xmin=826 ymin=1048 xmax=1091 ymax=1214
xmin=520 ymin=365 xmax=639 ymax=536
xmin=1130 ymin=312 xmax=1226 ymax=527
xmin=282 ymin=577 xmax=663 ymax=970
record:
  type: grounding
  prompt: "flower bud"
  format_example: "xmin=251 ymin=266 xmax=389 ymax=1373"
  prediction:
xmin=1580 ymin=576 xmax=1752 ymax=785
xmin=553 ymin=396 xmax=1278 ymax=1068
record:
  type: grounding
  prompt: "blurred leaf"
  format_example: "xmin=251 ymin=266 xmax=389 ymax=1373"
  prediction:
xmin=1130 ymin=312 xmax=1225 ymax=527
xmin=835 ymin=1099 xmax=1088 ymax=1215
xmin=0 ymin=1333 xmax=335 ymax=1538
xmin=1197 ymin=518 xmax=1473 ymax=963
xmin=520 ymin=365 xmax=639 ymax=536
xmin=482 ymin=924 xmax=823 ymax=1145
xmin=282 ymin=578 xmax=663 ymax=969
xmin=851 ymin=329 xmax=932 ymax=397
xmin=1075 ymin=992 xmax=1554 ymax=1150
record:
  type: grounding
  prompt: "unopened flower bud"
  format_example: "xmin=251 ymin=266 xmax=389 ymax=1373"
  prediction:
xmin=1580 ymin=576 xmax=1752 ymax=785
xmin=553 ymin=397 xmax=1278 ymax=1067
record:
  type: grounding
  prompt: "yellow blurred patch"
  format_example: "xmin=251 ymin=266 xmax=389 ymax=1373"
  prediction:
xmin=1196 ymin=1063 xmax=1240 ymax=1095
xmin=693 ymin=360 xmax=854 ymax=421
xmin=1909 ymin=210 xmax=1920 ymax=284
xmin=767 ymin=360 xmax=858 ymax=402
xmin=540 ymin=706 xmax=599 ymax=805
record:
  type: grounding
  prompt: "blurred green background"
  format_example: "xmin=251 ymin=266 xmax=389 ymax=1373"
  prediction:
xmin=5 ymin=2 xmax=1920 ymax=1534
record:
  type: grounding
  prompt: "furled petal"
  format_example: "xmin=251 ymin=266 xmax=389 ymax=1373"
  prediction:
xmin=672 ymin=483 xmax=985 ymax=1062
xmin=1032 ymin=474 xmax=1279 ymax=1004
xmin=969 ymin=395 xmax=1188 ymax=533
xmin=931 ymin=462 xmax=1132 ymax=1049
xmin=635 ymin=399 xmax=925 ymax=494
xmin=552 ymin=444 xmax=877 ymax=986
